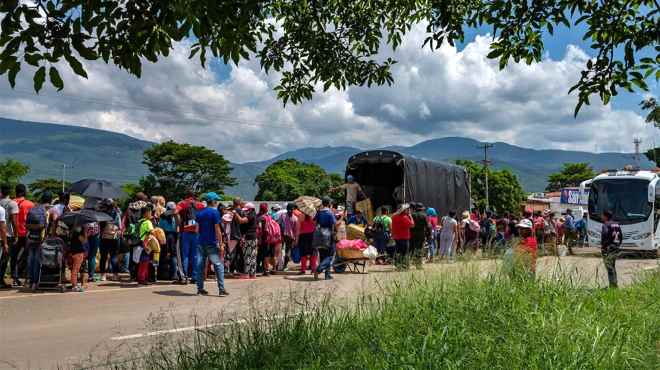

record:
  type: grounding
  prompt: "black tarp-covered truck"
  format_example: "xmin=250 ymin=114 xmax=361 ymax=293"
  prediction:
xmin=345 ymin=150 xmax=471 ymax=214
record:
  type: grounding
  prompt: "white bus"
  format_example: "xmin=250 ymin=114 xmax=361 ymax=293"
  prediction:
xmin=580 ymin=169 xmax=659 ymax=256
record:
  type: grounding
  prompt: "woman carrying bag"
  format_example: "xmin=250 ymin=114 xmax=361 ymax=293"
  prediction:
xmin=313 ymin=197 xmax=337 ymax=280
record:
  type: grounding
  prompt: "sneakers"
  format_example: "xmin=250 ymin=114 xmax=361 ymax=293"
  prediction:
xmin=72 ymin=286 xmax=85 ymax=292
xmin=12 ymin=279 xmax=23 ymax=287
xmin=197 ymin=289 xmax=209 ymax=296
xmin=100 ymin=274 xmax=107 ymax=282
xmin=218 ymin=290 xmax=229 ymax=297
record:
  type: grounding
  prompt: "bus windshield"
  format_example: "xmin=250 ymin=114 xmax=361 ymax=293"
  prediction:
xmin=588 ymin=178 xmax=652 ymax=224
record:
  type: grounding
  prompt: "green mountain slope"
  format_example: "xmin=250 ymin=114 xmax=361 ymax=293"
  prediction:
xmin=1 ymin=118 xmax=649 ymax=199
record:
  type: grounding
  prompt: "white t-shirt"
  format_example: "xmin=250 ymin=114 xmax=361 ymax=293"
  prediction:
xmin=0 ymin=205 xmax=6 ymax=224
xmin=441 ymin=216 xmax=458 ymax=236
xmin=0 ymin=198 xmax=18 ymax=237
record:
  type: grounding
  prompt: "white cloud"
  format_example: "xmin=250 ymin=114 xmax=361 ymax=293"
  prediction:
xmin=0 ymin=25 xmax=655 ymax=163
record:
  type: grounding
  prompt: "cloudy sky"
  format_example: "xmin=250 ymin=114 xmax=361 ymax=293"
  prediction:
xmin=0 ymin=23 xmax=657 ymax=163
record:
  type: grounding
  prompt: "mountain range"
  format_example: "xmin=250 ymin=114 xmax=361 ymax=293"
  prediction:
xmin=0 ymin=117 xmax=652 ymax=198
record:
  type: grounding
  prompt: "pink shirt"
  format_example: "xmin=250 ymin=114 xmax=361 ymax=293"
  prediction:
xmin=428 ymin=216 xmax=438 ymax=231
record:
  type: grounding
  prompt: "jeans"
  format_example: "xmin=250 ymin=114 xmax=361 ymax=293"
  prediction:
xmin=196 ymin=244 xmax=225 ymax=292
xmin=99 ymin=238 xmax=119 ymax=274
xmin=120 ymin=251 xmax=130 ymax=273
xmin=316 ymin=246 xmax=335 ymax=278
xmin=602 ymin=250 xmax=618 ymax=288
xmin=181 ymin=232 xmax=199 ymax=279
xmin=27 ymin=243 xmax=41 ymax=285
xmin=166 ymin=232 xmax=183 ymax=280
xmin=87 ymin=234 xmax=100 ymax=280
xmin=428 ymin=231 xmax=437 ymax=258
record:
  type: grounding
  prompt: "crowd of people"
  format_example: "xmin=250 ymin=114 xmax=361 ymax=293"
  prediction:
xmin=0 ymin=178 xmax=620 ymax=295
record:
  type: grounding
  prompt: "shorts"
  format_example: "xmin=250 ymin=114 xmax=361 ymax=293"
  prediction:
xmin=260 ymin=243 xmax=275 ymax=258
xmin=298 ymin=233 xmax=314 ymax=256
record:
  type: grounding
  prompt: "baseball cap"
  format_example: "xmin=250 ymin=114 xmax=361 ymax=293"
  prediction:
xmin=205 ymin=192 xmax=221 ymax=202
xmin=516 ymin=219 xmax=533 ymax=229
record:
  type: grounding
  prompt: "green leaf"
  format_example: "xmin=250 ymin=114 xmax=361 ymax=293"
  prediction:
xmin=49 ymin=67 xmax=64 ymax=90
xmin=8 ymin=64 xmax=20 ymax=88
xmin=34 ymin=66 xmax=46 ymax=92
xmin=65 ymin=54 xmax=87 ymax=78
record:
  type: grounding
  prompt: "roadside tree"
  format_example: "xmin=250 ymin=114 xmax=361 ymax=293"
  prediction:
xmin=0 ymin=159 xmax=29 ymax=190
xmin=29 ymin=178 xmax=70 ymax=199
xmin=140 ymin=141 xmax=236 ymax=200
xmin=545 ymin=162 xmax=596 ymax=192
xmin=254 ymin=159 xmax=343 ymax=202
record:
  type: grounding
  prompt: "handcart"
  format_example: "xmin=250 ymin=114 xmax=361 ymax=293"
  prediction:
xmin=333 ymin=248 xmax=369 ymax=274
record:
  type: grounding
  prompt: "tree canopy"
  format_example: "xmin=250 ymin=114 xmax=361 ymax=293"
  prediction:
xmin=1 ymin=1 xmax=657 ymax=113
xmin=0 ymin=159 xmax=29 ymax=189
xmin=140 ymin=140 xmax=236 ymax=200
xmin=545 ymin=162 xmax=596 ymax=192
xmin=641 ymin=97 xmax=660 ymax=167
xmin=29 ymin=177 xmax=70 ymax=199
xmin=254 ymin=159 xmax=343 ymax=202
xmin=456 ymin=160 xmax=525 ymax=215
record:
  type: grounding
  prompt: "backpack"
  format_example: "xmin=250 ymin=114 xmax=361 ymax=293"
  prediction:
xmin=468 ymin=219 xmax=480 ymax=233
xmin=180 ymin=201 xmax=198 ymax=228
xmin=262 ymin=214 xmax=282 ymax=245
xmin=26 ymin=205 xmax=48 ymax=242
xmin=564 ymin=216 xmax=576 ymax=232
xmin=373 ymin=216 xmax=385 ymax=233
xmin=124 ymin=207 xmax=143 ymax=246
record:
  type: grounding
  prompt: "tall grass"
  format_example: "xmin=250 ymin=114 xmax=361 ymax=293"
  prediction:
xmin=105 ymin=268 xmax=660 ymax=370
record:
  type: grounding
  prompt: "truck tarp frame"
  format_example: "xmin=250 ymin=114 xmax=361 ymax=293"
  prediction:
xmin=346 ymin=150 xmax=471 ymax=214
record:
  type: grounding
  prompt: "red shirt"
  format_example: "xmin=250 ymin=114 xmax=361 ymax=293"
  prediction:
xmin=15 ymin=197 xmax=34 ymax=237
xmin=521 ymin=236 xmax=538 ymax=252
xmin=391 ymin=213 xmax=415 ymax=240
xmin=176 ymin=197 xmax=205 ymax=233
xmin=299 ymin=214 xmax=316 ymax=234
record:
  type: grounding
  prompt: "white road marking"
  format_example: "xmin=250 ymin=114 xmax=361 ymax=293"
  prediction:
xmin=110 ymin=320 xmax=245 ymax=341
xmin=110 ymin=312 xmax=309 ymax=341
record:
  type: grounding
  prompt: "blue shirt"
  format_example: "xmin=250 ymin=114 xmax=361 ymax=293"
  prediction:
xmin=315 ymin=208 xmax=336 ymax=229
xmin=197 ymin=207 xmax=221 ymax=245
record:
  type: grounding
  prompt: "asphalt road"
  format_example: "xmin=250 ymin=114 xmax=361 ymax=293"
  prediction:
xmin=0 ymin=256 xmax=657 ymax=370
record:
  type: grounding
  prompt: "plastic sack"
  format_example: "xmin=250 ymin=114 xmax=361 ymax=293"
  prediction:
xmin=336 ymin=239 xmax=368 ymax=250
xmin=363 ymin=245 xmax=378 ymax=260
xmin=132 ymin=246 xmax=143 ymax=264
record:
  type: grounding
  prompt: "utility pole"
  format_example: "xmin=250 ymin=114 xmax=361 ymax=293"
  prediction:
xmin=62 ymin=164 xmax=66 ymax=192
xmin=478 ymin=143 xmax=494 ymax=211
xmin=633 ymin=138 xmax=642 ymax=168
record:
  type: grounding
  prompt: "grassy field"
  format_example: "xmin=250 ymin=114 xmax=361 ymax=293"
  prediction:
xmin=106 ymin=266 xmax=659 ymax=370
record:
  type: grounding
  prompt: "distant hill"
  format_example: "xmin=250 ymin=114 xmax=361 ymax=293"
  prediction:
xmin=0 ymin=117 xmax=152 ymax=185
xmin=1 ymin=118 xmax=651 ymax=198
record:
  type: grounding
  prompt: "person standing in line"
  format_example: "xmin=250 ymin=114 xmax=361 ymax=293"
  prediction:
xmin=513 ymin=219 xmax=538 ymax=279
xmin=228 ymin=198 xmax=247 ymax=276
xmin=257 ymin=203 xmax=277 ymax=276
xmin=297 ymin=212 xmax=317 ymax=275
xmin=0 ymin=200 xmax=8 ymax=284
xmin=0 ymin=184 xmax=18 ymax=289
xmin=48 ymin=192 xmax=70 ymax=237
xmin=278 ymin=203 xmax=299 ymax=273
xmin=439 ymin=211 xmax=459 ymax=263
xmin=26 ymin=192 xmax=53 ymax=291
xmin=84 ymin=219 xmax=101 ymax=283
xmin=11 ymin=184 xmax=34 ymax=287
xmin=176 ymin=191 xmax=205 ymax=283
xmin=426 ymin=208 xmax=438 ymax=260
xmin=563 ymin=209 xmax=577 ymax=255
xmin=161 ymin=202 xmax=183 ymax=283
xmin=98 ymin=199 xmax=121 ymax=281
xmin=136 ymin=205 xmax=157 ymax=285
xmin=372 ymin=208 xmax=392 ymax=257
xmin=314 ymin=198 xmax=337 ymax=280
xmin=600 ymin=210 xmax=622 ymax=288
xmin=241 ymin=203 xmax=259 ymax=279
xmin=69 ymin=225 xmax=88 ymax=292
xmin=195 ymin=192 xmax=228 ymax=296
xmin=409 ymin=203 xmax=429 ymax=269
xmin=390 ymin=204 xmax=415 ymax=270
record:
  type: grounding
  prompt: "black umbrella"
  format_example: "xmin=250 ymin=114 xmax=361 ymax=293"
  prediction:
xmin=69 ymin=179 xmax=125 ymax=200
xmin=60 ymin=209 xmax=114 ymax=226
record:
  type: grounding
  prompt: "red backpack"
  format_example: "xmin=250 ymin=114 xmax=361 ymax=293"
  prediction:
xmin=259 ymin=214 xmax=282 ymax=245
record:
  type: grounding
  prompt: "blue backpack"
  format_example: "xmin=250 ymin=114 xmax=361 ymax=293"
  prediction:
xmin=26 ymin=205 xmax=48 ymax=242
